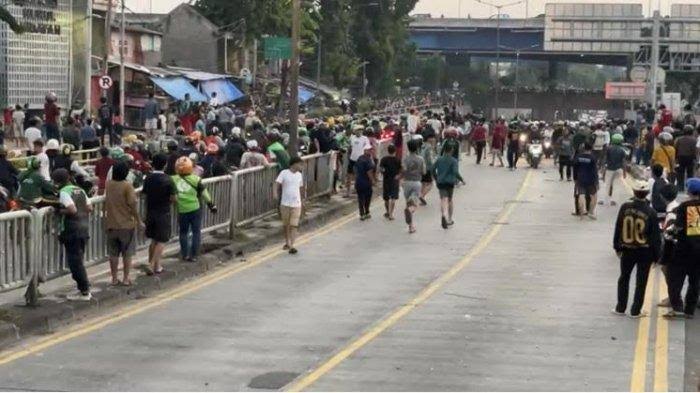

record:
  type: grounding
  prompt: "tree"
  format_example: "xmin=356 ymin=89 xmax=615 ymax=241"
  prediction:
xmin=0 ymin=5 xmax=25 ymax=34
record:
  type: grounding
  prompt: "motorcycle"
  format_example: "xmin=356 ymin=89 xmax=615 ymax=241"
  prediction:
xmin=543 ymin=137 xmax=553 ymax=159
xmin=526 ymin=139 xmax=544 ymax=169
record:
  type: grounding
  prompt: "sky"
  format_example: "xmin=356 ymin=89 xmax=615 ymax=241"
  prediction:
xmin=130 ymin=0 xmax=700 ymax=18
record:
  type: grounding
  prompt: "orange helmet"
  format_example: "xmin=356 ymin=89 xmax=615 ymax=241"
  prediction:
xmin=175 ymin=156 xmax=194 ymax=175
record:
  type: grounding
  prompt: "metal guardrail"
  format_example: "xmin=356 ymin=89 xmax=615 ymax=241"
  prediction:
xmin=0 ymin=153 xmax=335 ymax=292
xmin=8 ymin=148 xmax=101 ymax=168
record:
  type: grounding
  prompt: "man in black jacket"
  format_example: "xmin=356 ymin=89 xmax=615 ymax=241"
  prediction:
xmin=613 ymin=179 xmax=662 ymax=318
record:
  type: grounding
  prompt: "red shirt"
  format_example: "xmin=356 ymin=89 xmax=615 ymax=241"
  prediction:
xmin=471 ymin=126 xmax=487 ymax=142
xmin=3 ymin=108 xmax=12 ymax=124
xmin=44 ymin=102 xmax=59 ymax=125
xmin=492 ymin=125 xmax=507 ymax=150
xmin=94 ymin=157 xmax=115 ymax=192
xmin=660 ymin=109 xmax=673 ymax=128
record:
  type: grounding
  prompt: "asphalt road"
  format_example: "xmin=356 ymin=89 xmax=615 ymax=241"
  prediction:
xmin=0 ymin=158 xmax=691 ymax=391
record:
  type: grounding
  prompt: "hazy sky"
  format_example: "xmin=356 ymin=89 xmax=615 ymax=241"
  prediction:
xmin=129 ymin=0 xmax=700 ymax=18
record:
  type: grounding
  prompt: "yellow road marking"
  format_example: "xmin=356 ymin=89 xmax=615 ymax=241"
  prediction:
xmin=285 ymin=170 xmax=534 ymax=392
xmin=654 ymin=269 xmax=669 ymax=392
xmin=0 ymin=208 xmax=361 ymax=366
xmin=630 ymin=265 xmax=657 ymax=392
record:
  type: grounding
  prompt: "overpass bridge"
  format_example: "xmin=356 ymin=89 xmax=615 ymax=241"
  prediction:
xmin=409 ymin=2 xmax=700 ymax=72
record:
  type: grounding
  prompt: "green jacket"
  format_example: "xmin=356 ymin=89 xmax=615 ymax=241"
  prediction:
xmin=267 ymin=141 xmax=290 ymax=170
xmin=433 ymin=155 xmax=464 ymax=186
xmin=17 ymin=169 xmax=55 ymax=204
xmin=172 ymin=174 xmax=212 ymax=214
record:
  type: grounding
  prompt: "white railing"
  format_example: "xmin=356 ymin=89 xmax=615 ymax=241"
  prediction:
xmin=0 ymin=210 xmax=34 ymax=290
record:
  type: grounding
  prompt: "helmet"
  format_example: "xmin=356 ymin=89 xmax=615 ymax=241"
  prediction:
xmin=611 ymin=134 xmax=624 ymax=145
xmin=45 ymin=92 xmax=57 ymax=102
xmin=231 ymin=127 xmax=242 ymax=137
xmin=110 ymin=147 xmax=125 ymax=160
xmin=206 ymin=143 xmax=219 ymax=154
xmin=166 ymin=140 xmax=178 ymax=151
xmin=683 ymin=124 xmax=695 ymax=134
xmin=26 ymin=157 xmax=41 ymax=170
xmin=687 ymin=178 xmax=700 ymax=195
xmin=211 ymin=126 xmax=220 ymax=135
xmin=246 ymin=140 xmax=258 ymax=149
xmin=46 ymin=139 xmax=60 ymax=150
xmin=175 ymin=156 xmax=194 ymax=175
xmin=659 ymin=132 xmax=673 ymax=143
xmin=631 ymin=179 xmax=650 ymax=192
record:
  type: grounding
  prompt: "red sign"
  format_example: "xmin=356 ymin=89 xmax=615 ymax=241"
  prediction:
xmin=605 ymin=82 xmax=647 ymax=100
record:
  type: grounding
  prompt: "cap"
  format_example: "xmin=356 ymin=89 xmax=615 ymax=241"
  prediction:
xmin=687 ymin=178 xmax=700 ymax=195
xmin=232 ymin=127 xmax=242 ymax=137
xmin=46 ymin=139 xmax=60 ymax=150
xmin=631 ymin=179 xmax=650 ymax=192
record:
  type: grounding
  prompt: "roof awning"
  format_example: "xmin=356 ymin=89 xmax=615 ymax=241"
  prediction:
xmin=179 ymin=70 xmax=233 ymax=81
xmin=200 ymin=79 xmax=245 ymax=103
xmin=150 ymin=77 xmax=208 ymax=102
xmin=299 ymin=87 xmax=315 ymax=104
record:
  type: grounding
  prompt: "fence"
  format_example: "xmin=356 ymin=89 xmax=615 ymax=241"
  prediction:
xmin=8 ymin=148 xmax=101 ymax=168
xmin=0 ymin=153 xmax=334 ymax=292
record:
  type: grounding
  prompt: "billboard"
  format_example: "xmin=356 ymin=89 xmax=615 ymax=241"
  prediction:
xmin=0 ymin=0 xmax=72 ymax=109
xmin=605 ymin=82 xmax=647 ymax=100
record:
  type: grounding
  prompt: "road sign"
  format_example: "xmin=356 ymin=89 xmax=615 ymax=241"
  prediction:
xmin=452 ymin=81 xmax=460 ymax=89
xmin=656 ymin=67 xmax=666 ymax=84
xmin=98 ymin=75 xmax=113 ymax=90
xmin=605 ymin=82 xmax=647 ymax=100
xmin=264 ymin=37 xmax=292 ymax=60
xmin=629 ymin=66 xmax=648 ymax=83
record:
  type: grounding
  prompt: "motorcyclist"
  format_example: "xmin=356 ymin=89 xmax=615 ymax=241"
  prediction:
xmin=17 ymin=157 xmax=57 ymax=209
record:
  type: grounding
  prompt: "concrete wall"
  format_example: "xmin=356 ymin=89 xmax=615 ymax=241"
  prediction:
xmin=160 ymin=5 xmax=222 ymax=73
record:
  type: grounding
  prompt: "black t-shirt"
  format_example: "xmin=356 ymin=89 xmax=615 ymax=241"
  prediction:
xmin=143 ymin=172 xmax=175 ymax=215
xmin=311 ymin=129 xmax=333 ymax=153
xmin=380 ymin=156 xmax=401 ymax=182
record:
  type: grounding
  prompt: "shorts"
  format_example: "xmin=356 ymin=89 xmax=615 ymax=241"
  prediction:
xmin=146 ymin=213 xmax=172 ymax=243
xmin=437 ymin=183 xmax=455 ymax=199
xmin=403 ymin=180 xmax=422 ymax=205
xmin=347 ymin=159 xmax=356 ymax=175
xmin=144 ymin=118 xmax=158 ymax=130
xmin=421 ymin=171 xmax=433 ymax=184
xmin=574 ymin=183 xmax=598 ymax=196
xmin=107 ymin=228 xmax=136 ymax=258
xmin=383 ymin=179 xmax=400 ymax=200
xmin=280 ymin=205 xmax=302 ymax=227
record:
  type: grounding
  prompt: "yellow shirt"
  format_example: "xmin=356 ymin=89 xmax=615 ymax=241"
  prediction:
xmin=652 ymin=145 xmax=676 ymax=173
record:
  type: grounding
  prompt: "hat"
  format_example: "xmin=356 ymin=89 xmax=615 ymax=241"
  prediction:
xmin=687 ymin=178 xmax=700 ymax=195
xmin=232 ymin=127 xmax=241 ymax=137
xmin=631 ymin=179 xmax=650 ymax=192
xmin=246 ymin=140 xmax=258 ymax=149
xmin=46 ymin=139 xmax=60 ymax=150
xmin=611 ymin=133 xmax=624 ymax=145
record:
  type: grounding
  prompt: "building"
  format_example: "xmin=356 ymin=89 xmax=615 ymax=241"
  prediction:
xmin=108 ymin=24 xmax=162 ymax=66
xmin=0 ymin=0 xmax=91 ymax=110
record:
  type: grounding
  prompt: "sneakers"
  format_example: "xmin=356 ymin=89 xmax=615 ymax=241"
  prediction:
xmin=67 ymin=292 xmax=92 ymax=302
xmin=611 ymin=309 xmax=626 ymax=316
xmin=289 ymin=247 xmax=298 ymax=255
xmin=441 ymin=216 xmax=448 ymax=229
xmin=629 ymin=312 xmax=649 ymax=319
xmin=657 ymin=298 xmax=671 ymax=307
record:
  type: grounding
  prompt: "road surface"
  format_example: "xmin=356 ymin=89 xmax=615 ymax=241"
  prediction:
xmin=0 ymin=159 xmax=691 ymax=391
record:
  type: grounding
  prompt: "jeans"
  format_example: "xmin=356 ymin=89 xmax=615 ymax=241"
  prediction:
xmin=559 ymin=155 xmax=572 ymax=180
xmin=667 ymin=255 xmax=699 ymax=316
xmin=178 ymin=209 xmax=202 ymax=259
xmin=676 ymin=156 xmax=696 ymax=191
xmin=616 ymin=250 xmax=653 ymax=316
xmin=63 ymin=237 xmax=90 ymax=294
xmin=507 ymin=147 xmax=519 ymax=169
xmin=356 ymin=186 xmax=372 ymax=216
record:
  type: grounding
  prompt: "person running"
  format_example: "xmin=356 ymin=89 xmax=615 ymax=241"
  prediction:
xmin=355 ymin=144 xmax=376 ymax=220
xmin=506 ymin=127 xmax=520 ymax=171
xmin=403 ymin=139 xmax=426 ymax=234
xmin=380 ymin=144 xmax=402 ymax=220
xmin=105 ymin=161 xmax=142 ymax=286
xmin=143 ymin=153 xmax=176 ymax=275
xmin=600 ymin=134 xmax=627 ymax=207
xmin=53 ymin=168 xmax=93 ymax=301
xmin=420 ymin=133 xmax=436 ymax=205
xmin=663 ymin=178 xmax=700 ymax=319
xmin=557 ymin=127 xmax=575 ymax=181
xmin=274 ymin=156 xmax=304 ymax=254
xmin=573 ymin=143 xmax=599 ymax=219
xmin=612 ymin=179 xmax=661 ymax=318
xmin=172 ymin=156 xmax=217 ymax=263
xmin=433 ymin=144 xmax=465 ymax=229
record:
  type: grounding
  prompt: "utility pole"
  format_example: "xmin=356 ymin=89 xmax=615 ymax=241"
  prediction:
xmin=103 ymin=0 xmax=113 ymax=98
xmin=316 ymin=35 xmax=322 ymax=92
xmin=495 ymin=7 xmax=501 ymax=119
xmin=649 ymin=10 xmax=660 ymax=108
xmin=119 ymin=0 xmax=125 ymax=122
xmin=288 ymin=0 xmax=300 ymax=157
xmin=362 ymin=61 xmax=369 ymax=99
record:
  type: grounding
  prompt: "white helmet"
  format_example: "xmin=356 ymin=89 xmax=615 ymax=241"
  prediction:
xmin=46 ymin=139 xmax=60 ymax=150
xmin=631 ymin=179 xmax=650 ymax=192
xmin=659 ymin=132 xmax=673 ymax=142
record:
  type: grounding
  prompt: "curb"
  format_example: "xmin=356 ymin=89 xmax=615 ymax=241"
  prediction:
xmin=0 ymin=194 xmax=358 ymax=348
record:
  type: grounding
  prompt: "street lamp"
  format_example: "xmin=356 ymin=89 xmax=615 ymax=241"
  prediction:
xmin=498 ymin=43 xmax=539 ymax=115
xmin=475 ymin=0 xmax=524 ymax=119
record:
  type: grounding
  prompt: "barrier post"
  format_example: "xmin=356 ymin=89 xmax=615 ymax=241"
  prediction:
xmin=229 ymin=172 xmax=239 ymax=240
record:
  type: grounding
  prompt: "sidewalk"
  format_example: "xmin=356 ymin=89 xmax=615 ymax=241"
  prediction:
xmin=0 ymin=192 xmax=358 ymax=348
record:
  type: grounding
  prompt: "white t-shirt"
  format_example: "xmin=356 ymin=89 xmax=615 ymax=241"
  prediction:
xmin=276 ymin=169 xmax=303 ymax=208
xmin=427 ymin=119 xmax=442 ymax=134
xmin=349 ymin=135 xmax=369 ymax=161
xmin=36 ymin=152 xmax=50 ymax=181
xmin=25 ymin=127 xmax=42 ymax=149
xmin=593 ymin=130 xmax=608 ymax=150
xmin=407 ymin=115 xmax=419 ymax=134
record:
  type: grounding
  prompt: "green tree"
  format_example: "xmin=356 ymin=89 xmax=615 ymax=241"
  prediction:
xmin=1 ymin=5 xmax=24 ymax=34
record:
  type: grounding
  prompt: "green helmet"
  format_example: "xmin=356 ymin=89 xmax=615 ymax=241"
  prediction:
xmin=26 ymin=157 xmax=41 ymax=170
xmin=611 ymin=133 xmax=624 ymax=145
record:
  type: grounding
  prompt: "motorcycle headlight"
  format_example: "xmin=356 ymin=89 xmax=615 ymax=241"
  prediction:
xmin=519 ymin=134 xmax=527 ymax=142
xmin=544 ymin=141 xmax=551 ymax=148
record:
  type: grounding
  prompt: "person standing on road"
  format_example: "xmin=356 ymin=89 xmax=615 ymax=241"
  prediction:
xmin=506 ymin=127 xmax=520 ymax=171
xmin=43 ymin=93 xmax=60 ymax=141
xmin=490 ymin=119 xmax=506 ymax=167
xmin=105 ymin=161 xmax=142 ymax=286
xmin=98 ymin=97 xmax=113 ymax=146
xmin=471 ymin=120 xmax=487 ymax=165
xmin=355 ymin=144 xmax=376 ymax=221
xmin=53 ymin=168 xmax=93 ymax=301
xmin=274 ymin=157 xmax=304 ymax=254
xmin=663 ymin=178 xmax=700 ymax=319
xmin=380 ymin=144 xmax=402 ymax=220
xmin=573 ymin=143 xmax=599 ymax=219
xmin=652 ymin=132 xmax=676 ymax=179
xmin=592 ymin=125 xmax=609 ymax=175
xmin=172 ymin=156 xmax=217 ymax=263
xmin=600 ymin=134 xmax=627 ymax=207
xmin=557 ymin=127 xmax=575 ymax=181
xmin=346 ymin=126 xmax=369 ymax=198
xmin=433 ymin=144 xmax=465 ymax=229
xmin=403 ymin=139 xmax=426 ymax=234
xmin=674 ymin=125 xmax=697 ymax=192
xmin=142 ymin=92 xmax=159 ymax=139
xmin=419 ymin=133 xmax=437 ymax=206
xmin=143 ymin=154 xmax=176 ymax=275
xmin=612 ymin=179 xmax=661 ymax=318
